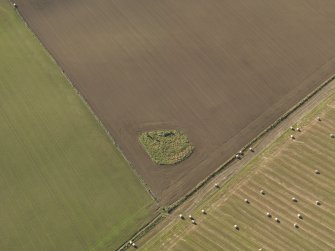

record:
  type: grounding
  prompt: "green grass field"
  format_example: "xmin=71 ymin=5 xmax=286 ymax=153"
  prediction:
xmin=140 ymin=92 xmax=335 ymax=250
xmin=0 ymin=1 xmax=154 ymax=250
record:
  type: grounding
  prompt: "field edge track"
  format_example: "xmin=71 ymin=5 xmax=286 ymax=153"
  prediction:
xmin=118 ymin=75 xmax=335 ymax=250
xmin=139 ymin=79 xmax=335 ymax=250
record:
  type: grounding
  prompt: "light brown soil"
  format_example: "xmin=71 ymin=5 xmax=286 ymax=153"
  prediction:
xmin=14 ymin=0 xmax=335 ymax=205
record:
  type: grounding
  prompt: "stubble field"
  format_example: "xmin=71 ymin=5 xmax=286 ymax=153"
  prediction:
xmin=140 ymin=89 xmax=335 ymax=251
xmin=0 ymin=1 xmax=154 ymax=250
xmin=14 ymin=0 xmax=335 ymax=204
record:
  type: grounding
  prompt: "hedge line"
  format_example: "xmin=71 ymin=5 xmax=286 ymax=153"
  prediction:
xmin=165 ymin=74 xmax=335 ymax=213
xmin=117 ymin=214 xmax=166 ymax=251
xmin=120 ymin=74 xmax=335 ymax=250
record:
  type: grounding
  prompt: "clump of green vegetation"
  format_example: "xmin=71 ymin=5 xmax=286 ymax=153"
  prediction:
xmin=139 ymin=130 xmax=194 ymax=165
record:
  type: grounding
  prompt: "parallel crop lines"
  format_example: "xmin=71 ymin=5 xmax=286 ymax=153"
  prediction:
xmin=0 ymin=2 xmax=154 ymax=250
xmin=141 ymin=97 xmax=335 ymax=251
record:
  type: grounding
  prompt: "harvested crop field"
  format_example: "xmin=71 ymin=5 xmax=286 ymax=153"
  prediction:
xmin=140 ymin=90 xmax=335 ymax=251
xmin=14 ymin=0 xmax=335 ymax=204
xmin=0 ymin=1 xmax=154 ymax=250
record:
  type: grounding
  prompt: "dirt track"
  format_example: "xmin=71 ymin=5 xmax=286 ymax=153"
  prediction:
xmin=14 ymin=0 xmax=335 ymax=204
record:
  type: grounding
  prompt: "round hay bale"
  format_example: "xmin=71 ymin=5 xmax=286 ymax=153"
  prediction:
xmin=234 ymin=224 xmax=239 ymax=230
xmin=244 ymin=198 xmax=249 ymax=203
xmin=294 ymin=223 xmax=299 ymax=228
xmin=330 ymin=134 xmax=335 ymax=138
xmin=316 ymin=200 xmax=321 ymax=205
xmin=317 ymin=117 xmax=321 ymax=121
xmin=191 ymin=219 xmax=196 ymax=224
xmin=188 ymin=215 xmax=193 ymax=219
xmin=297 ymin=127 xmax=301 ymax=132
xmin=266 ymin=212 xmax=271 ymax=217
xmin=314 ymin=170 xmax=320 ymax=174
xmin=297 ymin=213 xmax=302 ymax=219
xmin=249 ymin=147 xmax=254 ymax=152
xmin=290 ymin=135 xmax=295 ymax=140
xmin=292 ymin=197 xmax=297 ymax=202
xmin=290 ymin=126 xmax=295 ymax=131
xmin=215 ymin=183 xmax=219 ymax=188
xmin=260 ymin=190 xmax=265 ymax=195
xmin=179 ymin=214 xmax=184 ymax=219
xmin=201 ymin=209 xmax=206 ymax=214
xmin=275 ymin=217 xmax=280 ymax=223
xmin=13 ymin=3 xmax=18 ymax=8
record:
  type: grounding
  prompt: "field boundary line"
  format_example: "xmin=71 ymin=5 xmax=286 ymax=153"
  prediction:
xmin=116 ymin=214 xmax=167 ymax=250
xmin=8 ymin=3 xmax=162 ymax=250
xmin=9 ymin=1 xmax=335 ymax=249
xmin=7 ymin=0 xmax=159 ymax=204
xmin=164 ymin=73 xmax=335 ymax=213
xmin=118 ymin=73 xmax=335 ymax=250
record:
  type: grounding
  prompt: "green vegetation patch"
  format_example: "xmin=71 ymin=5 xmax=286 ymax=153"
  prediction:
xmin=139 ymin=130 xmax=194 ymax=165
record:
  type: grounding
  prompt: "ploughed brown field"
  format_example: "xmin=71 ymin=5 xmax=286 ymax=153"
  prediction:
xmin=15 ymin=0 xmax=335 ymax=204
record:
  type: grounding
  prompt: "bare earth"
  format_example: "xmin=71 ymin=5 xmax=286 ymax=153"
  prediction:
xmin=138 ymin=79 xmax=335 ymax=249
xmin=140 ymin=82 xmax=335 ymax=251
xmin=15 ymin=0 xmax=335 ymax=204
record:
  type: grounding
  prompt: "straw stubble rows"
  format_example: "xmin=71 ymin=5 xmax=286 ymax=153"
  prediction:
xmin=141 ymin=95 xmax=335 ymax=250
